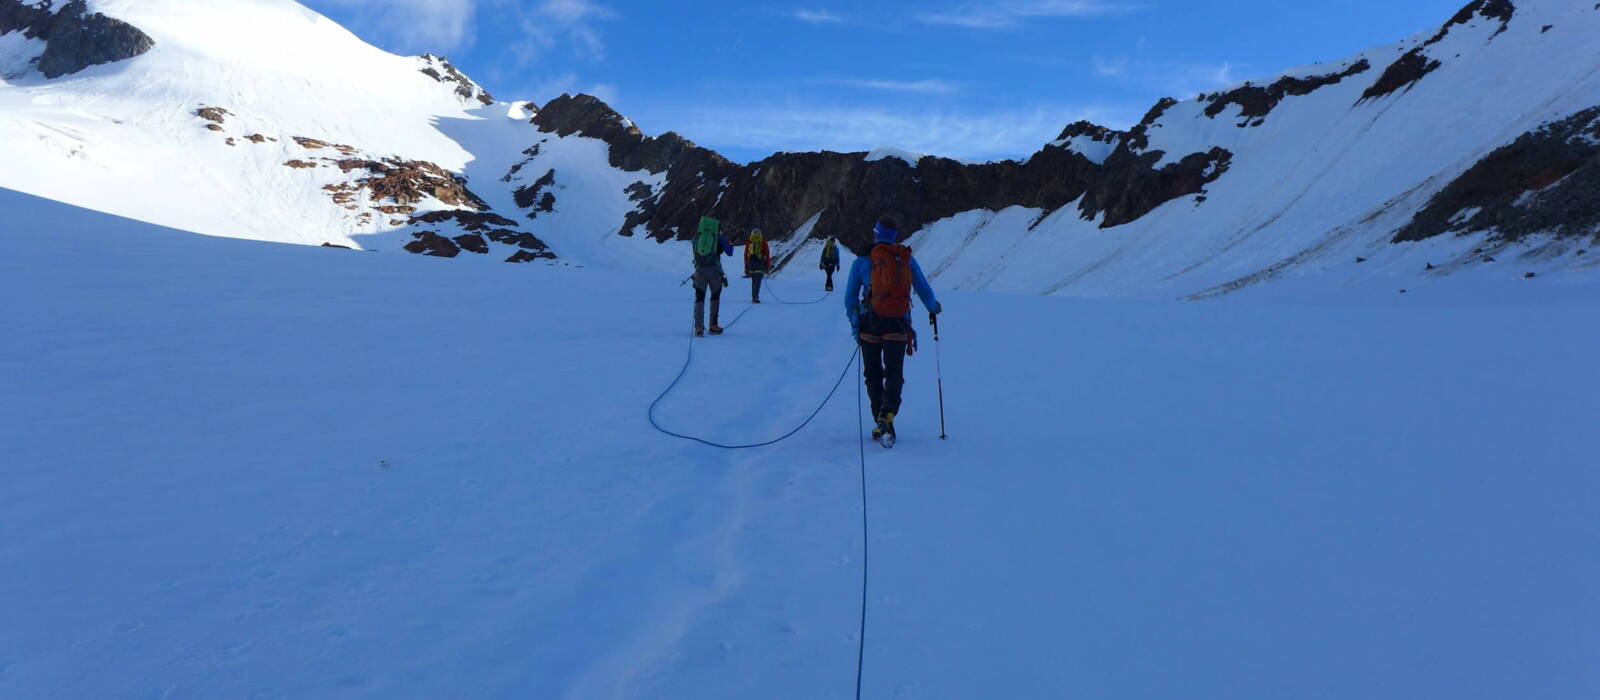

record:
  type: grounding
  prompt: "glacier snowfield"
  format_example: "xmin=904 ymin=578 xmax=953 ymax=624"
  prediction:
xmin=4 ymin=189 xmax=1598 ymax=699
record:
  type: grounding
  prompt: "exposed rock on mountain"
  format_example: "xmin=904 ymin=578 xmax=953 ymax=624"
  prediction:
xmin=417 ymin=53 xmax=493 ymax=106
xmin=1202 ymin=60 xmax=1371 ymax=124
xmin=4 ymin=0 xmax=1599 ymax=294
xmin=1361 ymin=0 xmax=1514 ymax=102
xmin=517 ymin=93 xmax=1232 ymax=254
xmin=1394 ymin=106 xmax=1600 ymax=243
xmin=1 ymin=0 xmax=155 ymax=78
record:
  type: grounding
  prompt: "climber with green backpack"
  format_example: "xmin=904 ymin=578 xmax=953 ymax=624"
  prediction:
xmin=691 ymin=216 xmax=734 ymax=336
xmin=844 ymin=217 xmax=941 ymax=447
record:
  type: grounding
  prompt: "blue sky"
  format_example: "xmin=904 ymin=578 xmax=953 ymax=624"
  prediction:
xmin=302 ymin=0 xmax=1470 ymax=162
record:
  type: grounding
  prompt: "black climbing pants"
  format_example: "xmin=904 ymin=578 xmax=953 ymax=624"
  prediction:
xmin=858 ymin=313 xmax=910 ymax=419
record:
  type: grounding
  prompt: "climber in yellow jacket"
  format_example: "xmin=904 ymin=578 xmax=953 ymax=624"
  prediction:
xmin=744 ymin=228 xmax=771 ymax=303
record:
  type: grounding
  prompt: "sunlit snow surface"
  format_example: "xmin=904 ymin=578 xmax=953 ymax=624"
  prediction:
xmin=4 ymin=188 xmax=1598 ymax=698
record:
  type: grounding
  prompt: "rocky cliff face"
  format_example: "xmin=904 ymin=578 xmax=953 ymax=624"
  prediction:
xmin=1 ymin=0 xmax=154 ymax=78
xmin=519 ymin=94 xmax=1232 ymax=256
xmin=1394 ymin=106 xmax=1600 ymax=244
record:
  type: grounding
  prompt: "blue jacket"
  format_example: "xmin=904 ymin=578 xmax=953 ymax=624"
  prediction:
xmin=843 ymin=248 xmax=940 ymax=335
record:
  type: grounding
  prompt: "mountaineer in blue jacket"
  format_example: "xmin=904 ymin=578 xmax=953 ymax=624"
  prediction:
xmin=844 ymin=216 xmax=941 ymax=446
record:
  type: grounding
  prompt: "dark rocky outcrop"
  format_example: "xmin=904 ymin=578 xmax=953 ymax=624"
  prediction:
xmin=1 ymin=0 xmax=156 ymax=79
xmin=512 ymin=168 xmax=557 ymax=216
xmin=417 ymin=53 xmax=494 ymax=106
xmin=293 ymin=136 xmax=358 ymax=155
xmin=1123 ymin=98 xmax=1178 ymax=151
xmin=196 ymin=106 xmax=231 ymax=124
xmin=1055 ymin=121 xmax=1123 ymax=147
xmin=0 ymin=1 xmax=54 ymax=39
xmin=409 ymin=210 xmax=518 ymax=231
xmin=532 ymin=94 xmax=721 ymax=174
xmin=452 ymin=233 xmax=490 ymax=254
xmin=1359 ymin=50 xmax=1441 ymax=102
xmin=506 ymin=249 xmax=555 ymax=263
xmin=1203 ymin=60 xmax=1371 ymax=123
xmin=515 ymin=94 xmax=1231 ymax=254
xmin=1394 ymin=106 xmax=1600 ymax=243
xmin=1360 ymin=0 xmax=1514 ymax=103
xmin=406 ymin=210 xmax=551 ymax=256
xmin=1430 ymin=0 xmax=1514 ymax=44
xmin=336 ymin=158 xmax=489 ymax=210
xmin=404 ymin=231 xmax=461 ymax=257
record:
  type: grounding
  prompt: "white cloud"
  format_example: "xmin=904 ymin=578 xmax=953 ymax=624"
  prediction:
xmin=832 ymin=78 xmax=963 ymax=95
xmin=1161 ymin=62 xmax=1238 ymax=96
xmin=1088 ymin=53 xmax=1241 ymax=97
xmin=661 ymin=101 xmax=1140 ymax=162
xmin=1091 ymin=55 xmax=1127 ymax=77
xmin=917 ymin=0 xmax=1132 ymax=29
xmin=320 ymin=0 xmax=477 ymax=53
xmin=511 ymin=0 xmax=616 ymax=63
xmin=792 ymin=9 xmax=845 ymax=24
xmin=526 ymin=71 xmax=620 ymax=105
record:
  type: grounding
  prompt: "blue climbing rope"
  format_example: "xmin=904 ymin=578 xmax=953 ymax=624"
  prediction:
xmin=650 ymin=270 xmax=872 ymax=698
xmin=646 ymin=301 xmax=858 ymax=450
xmin=852 ymin=352 xmax=870 ymax=700
xmin=763 ymin=276 xmax=832 ymax=305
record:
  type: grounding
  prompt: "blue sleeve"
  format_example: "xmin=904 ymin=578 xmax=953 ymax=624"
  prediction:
xmin=843 ymin=257 xmax=868 ymax=327
xmin=719 ymin=236 xmax=734 ymax=256
xmin=910 ymin=258 xmax=940 ymax=314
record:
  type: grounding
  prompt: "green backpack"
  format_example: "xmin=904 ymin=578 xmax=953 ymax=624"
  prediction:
xmin=694 ymin=217 xmax=721 ymax=266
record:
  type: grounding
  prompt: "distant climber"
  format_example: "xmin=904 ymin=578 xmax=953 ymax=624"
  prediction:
xmin=745 ymin=228 xmax=771 ymax=303
xmin=844 ymin=217 xmax=941 ymax=447
xmin=692 ymin=216 xmax=734 ymax=336
xmin=820 ymin=237 xmax=841 ymax=291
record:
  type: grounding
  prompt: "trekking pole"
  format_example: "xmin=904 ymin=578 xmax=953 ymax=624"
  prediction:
xmin=932 ymin=314 xmax=947 ymax=440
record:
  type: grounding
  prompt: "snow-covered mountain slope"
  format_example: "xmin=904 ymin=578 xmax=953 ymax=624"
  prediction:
xmin=4 ymin=0 xmax=1599 ymax=294
xmin=0 ymin=0 xmax=567 ymax=263
xmin=899 ymin=0 xmax=1600 ymax=298
xmin=7 ymin=187 xmax=1600 ymax=699
xmin=494 ymin=0 xmax=1600 ymax=296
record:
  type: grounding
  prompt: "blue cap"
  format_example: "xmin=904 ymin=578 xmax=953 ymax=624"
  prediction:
xmin=873 ymin=221 xmax=898 ymax=244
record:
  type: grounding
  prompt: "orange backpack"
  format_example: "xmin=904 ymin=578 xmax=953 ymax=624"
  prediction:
xmin=869 ymin=243 xmax=914 ymax=318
